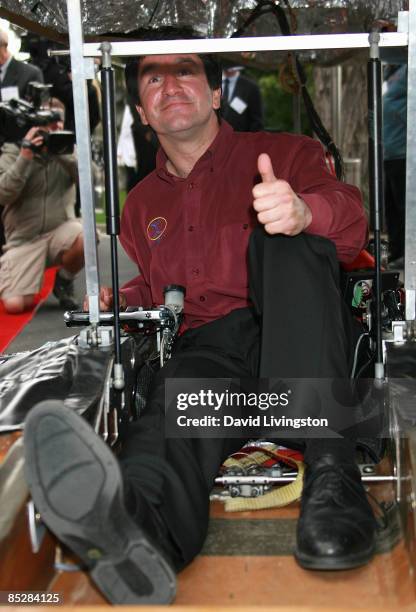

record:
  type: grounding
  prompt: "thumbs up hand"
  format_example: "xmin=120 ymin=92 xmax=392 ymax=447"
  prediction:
xmin=252 ymin=153 xmax=312 ymax=236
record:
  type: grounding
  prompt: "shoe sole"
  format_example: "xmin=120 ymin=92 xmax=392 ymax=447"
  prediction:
xmin=294 ymin=544 xmax=375 ymax=571
xmin=24 ymin=400 xmax=176 ymax=605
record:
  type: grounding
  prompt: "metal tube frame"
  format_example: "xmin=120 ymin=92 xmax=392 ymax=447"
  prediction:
xmin=66 ymin=0 xmax=100 ymax=325
xmin=215 ymin=474 xmax=396 ymax=486
xmin=406 ymin=1 xmax=416 ymax=320
xmin=368 ymin=33 xmax=384 ymax=379
xmin=66 ymin=0 xmax=413 ymax=330
xmin=100 ymin=42 xmax=124 ymax=390
xmin=331 ymin=65 xmax=342 ymax=148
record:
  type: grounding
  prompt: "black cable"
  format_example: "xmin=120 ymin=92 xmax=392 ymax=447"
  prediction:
xmin=29 ymin=1 xmax=42 ymax=11
xmin=353 ymin=351 xmax=376 ymax=382
xmin=231 ymin=0 xmax=344 ymax=180
xmin=294 ymin=56 xmax=344 ymax=179
xmin=232 ymin=1 xmax=289 ymax=38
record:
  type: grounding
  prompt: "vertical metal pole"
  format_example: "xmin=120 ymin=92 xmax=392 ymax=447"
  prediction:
xmin=66 ymin=0 xmax=100 ymax=324
xmin=368 ymin=32 xmax=384 ymax=379
xmin=100 ymin=42 xmax=124 ymax=390
xmin=405 ymin=0 xmax=416 ymax=320
xmin=331 ymin=65 xmax=342 ymax=146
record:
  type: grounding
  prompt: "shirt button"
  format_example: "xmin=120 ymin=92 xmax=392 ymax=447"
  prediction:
xmin=192 ymin=268 xmax=200 ymax=275
xmin=188 ymin=182 xmax=194 ymax=190
xmin=243 ymin=223 xmax=249 ymax=229
xmin=188 ymin=225 xmax=194 ymax=231
xmin=199 ymin=296 xmax=206 ymax=302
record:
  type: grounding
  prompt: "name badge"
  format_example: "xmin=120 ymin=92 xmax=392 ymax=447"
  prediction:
xmin=230 ymin=96 xmax=247 ymax=115
xmin=1 ymin=86 xmax=19 ymax=101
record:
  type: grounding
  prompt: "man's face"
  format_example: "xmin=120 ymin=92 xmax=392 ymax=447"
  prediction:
xmin=47 ymin=120 xmax=64 ymax=131
xmin=136 ymin=53 xmax=221 ymax=136
xmin=0 ymin=43 xmax=9 ymax=65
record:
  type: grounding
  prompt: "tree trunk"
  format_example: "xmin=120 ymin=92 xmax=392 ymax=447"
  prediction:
xmin=312 ymin=56 xmax=369 ymax=210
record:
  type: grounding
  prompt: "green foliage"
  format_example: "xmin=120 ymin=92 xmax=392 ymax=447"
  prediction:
xmin=246 ymin=67 xmax=313 ymax=135
xmin=258 ymin=73 xmax=294 ymax=132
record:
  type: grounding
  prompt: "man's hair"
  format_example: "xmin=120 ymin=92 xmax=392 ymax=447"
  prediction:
xmin=124 ymin=26 xmax=222 ymax=108
xmin=0 ymin=29 xmax=9 ymax=48
xmin=50 ymin=97 xmax=65 ymax=121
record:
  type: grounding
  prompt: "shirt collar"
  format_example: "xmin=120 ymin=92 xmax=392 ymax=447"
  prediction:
xmin=156 ymin=120 xmax=235 ymax=184
xmin=222 ymin=72 xmax=239 ymax=86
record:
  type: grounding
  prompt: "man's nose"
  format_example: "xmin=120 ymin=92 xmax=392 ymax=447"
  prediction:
xmin=162 ymin=73 xmax=182 ymax=95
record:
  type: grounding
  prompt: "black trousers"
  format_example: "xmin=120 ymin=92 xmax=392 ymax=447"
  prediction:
xmin=118 ymin=228 xmax=355 ymax=570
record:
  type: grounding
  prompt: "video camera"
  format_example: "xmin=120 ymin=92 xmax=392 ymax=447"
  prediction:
xmin=0 ymin=82 xmax=75 ymax=155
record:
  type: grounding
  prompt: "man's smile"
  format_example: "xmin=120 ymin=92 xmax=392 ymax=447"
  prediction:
xmin=161 ymin=100 xmax=192 ymax=111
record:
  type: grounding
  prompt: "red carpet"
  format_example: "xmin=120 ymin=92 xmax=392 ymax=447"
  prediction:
xmin=0 ymin=267 xmax=57 ymax=353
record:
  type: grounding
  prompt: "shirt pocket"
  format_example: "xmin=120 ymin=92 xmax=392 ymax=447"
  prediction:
xmin=213 ymin=222 xmax=251 ymax=290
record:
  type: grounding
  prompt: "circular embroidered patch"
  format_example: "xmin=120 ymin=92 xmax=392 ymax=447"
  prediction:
xmin=147 ymin=216 xmax=167 ymax=241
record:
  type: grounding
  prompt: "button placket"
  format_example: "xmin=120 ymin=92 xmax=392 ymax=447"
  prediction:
xmin=184 ymin=181 xmax=204 ymax=287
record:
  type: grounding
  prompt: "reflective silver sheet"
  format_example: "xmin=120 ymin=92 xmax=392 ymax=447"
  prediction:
xmin=0 ymin=1 xmax=405 ymax=38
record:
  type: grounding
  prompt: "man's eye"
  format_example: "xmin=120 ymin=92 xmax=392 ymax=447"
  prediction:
xmin=149 ymin=75 xmax=160 ymax=84
xmin=178 ymin=69 xmax=191 ymax=76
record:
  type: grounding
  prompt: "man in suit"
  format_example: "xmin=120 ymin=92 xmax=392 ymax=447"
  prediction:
xmin=0 ymin=28 xmax=43 ymax=101
xmin=221 ymin=65 xmax=264 ymax=131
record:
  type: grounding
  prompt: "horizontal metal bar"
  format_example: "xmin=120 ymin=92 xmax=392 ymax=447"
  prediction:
xmin=215 ymin=474 xmax=396 ymax=485
xmin=67 ymin=32 xmax=408 ymax=58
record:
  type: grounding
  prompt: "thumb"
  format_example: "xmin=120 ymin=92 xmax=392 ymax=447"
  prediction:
xmin=258 ymin=153 xmax=277 ymax=183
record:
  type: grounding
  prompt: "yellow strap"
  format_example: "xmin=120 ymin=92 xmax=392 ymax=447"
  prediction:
xmin=222 ymin=449 xmax=304 ymax=512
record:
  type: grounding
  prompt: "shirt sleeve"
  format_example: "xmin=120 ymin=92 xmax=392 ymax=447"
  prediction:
xmin=55 ymin=152 xmax=78 ymax=184
xmin=119 ymin=194 xmax=153 ymax=307
xmin=0 ymin=148 xmax=32 ymax=207
xmin=281 ymin=137 xmax=368 ymax=264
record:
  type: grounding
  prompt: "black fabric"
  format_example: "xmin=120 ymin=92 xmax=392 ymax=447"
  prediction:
xmin=118 ymin=228 xmax=358 ymax=569
xmin=384 ymin=158 xmax=406 ymax=261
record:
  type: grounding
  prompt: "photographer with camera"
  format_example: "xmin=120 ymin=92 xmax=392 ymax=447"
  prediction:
xmin=0 ymin=97 xmax=84 ymax=313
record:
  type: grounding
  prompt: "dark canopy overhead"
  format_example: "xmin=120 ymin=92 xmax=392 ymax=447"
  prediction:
xmin=0 ymin=1 xmax=406 ymax=68
xmin=0 ymin=1 xmax=405 ymax=39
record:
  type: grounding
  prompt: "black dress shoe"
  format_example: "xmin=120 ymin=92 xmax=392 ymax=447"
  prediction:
xmin=295 ymin=454 xmax=376 ymax=570
xmin=53 ymin=273 xmax=80 ymax=310
xmin=24 ymin=400 xmax=176 ymax=605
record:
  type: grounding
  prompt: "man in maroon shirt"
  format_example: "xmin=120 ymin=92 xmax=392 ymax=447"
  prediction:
xmin=25 ymin=31 xmax=376 ymax=605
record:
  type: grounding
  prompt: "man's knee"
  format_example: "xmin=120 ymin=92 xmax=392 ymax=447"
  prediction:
xmin=60 ymin=233 xmax=85 ymax=273
xmin=63 ymin=233 xmax=84 ymax=258
xmin=2 ymin=294 xmax=35 ymax=313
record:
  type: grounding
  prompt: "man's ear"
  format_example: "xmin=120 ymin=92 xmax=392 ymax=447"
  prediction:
xmin=212 ymin=87 xmax=222 ymax=110
xmin=136 ymin=104 xmax=149 ymax=126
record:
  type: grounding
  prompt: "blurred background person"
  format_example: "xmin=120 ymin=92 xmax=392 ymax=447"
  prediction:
xmin=122 ymin=59 xmax=158 ymax=190
xmin=20 ymin=32 xmax=101 ymax=217
xmin=20 ymin=32 xmax=100 ymax=135
xmin=0 ymin=27 xmax=43 ymax=101
xmin=221 ymin=65 xmax=264 ymax=131
xmin=383 ymin=63 xmax=407 ymax=268
xmin=0 ymin=98 xmax=84 ymax=313
xmin=117 ymin=104 xmax=139 ymax=192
